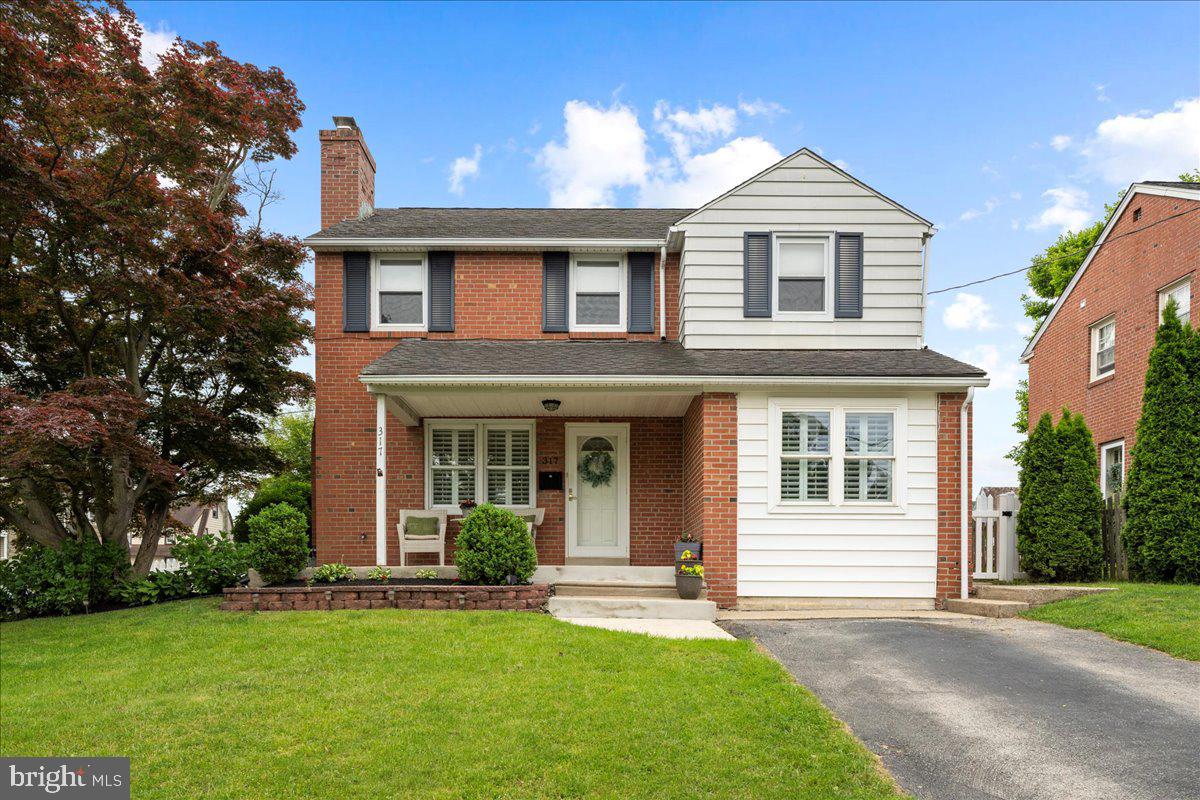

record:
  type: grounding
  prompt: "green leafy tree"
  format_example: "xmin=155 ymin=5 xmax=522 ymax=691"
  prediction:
xmin=232 ymin=475 xmax=311 ymax=544
xmin=1123 ymin=299 xmax=1200 ymax=582
xmin=1016 ymin=411 xmax=1102 ymax=581
xmin=263 ymin=406 xmax=313 ymax=482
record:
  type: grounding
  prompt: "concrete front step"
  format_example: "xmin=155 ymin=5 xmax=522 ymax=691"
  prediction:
xmin=976 ymin=584 xmax=1116 ymax=605
xmin=548 ymin=595 xmax=717 ymax=621
xmin=944 ymin=597 xmax=1030 ymax=618
xmin=553 ymin=581 xmax=680 ymax=598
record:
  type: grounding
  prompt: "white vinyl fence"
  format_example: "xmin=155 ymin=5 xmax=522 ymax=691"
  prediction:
xmin=972 ymin=490 xmax=1022 ymax=581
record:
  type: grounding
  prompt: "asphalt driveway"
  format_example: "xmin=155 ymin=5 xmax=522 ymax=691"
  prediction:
xmin=725 ymin=617 xmax=1200 ymax=800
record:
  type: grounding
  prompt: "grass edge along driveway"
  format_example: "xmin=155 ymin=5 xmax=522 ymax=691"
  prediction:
xmin=1021 ymin=582 xmax=1200 ymax=661
xmin=1 ymin=599 xmax=909 ymax=800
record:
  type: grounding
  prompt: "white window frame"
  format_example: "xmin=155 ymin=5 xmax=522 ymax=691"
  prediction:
xmin=772 ymin=232 xmax=834 ymax=320
xmin=569 ymin=253 xmax=626 ymax=332
xmin=424 ymin=419 xmax=537 ymax=511
xmin=1090 ymin=316 xmax=1116 ymax=381
xmin=1100 ymin=440 xmax=1125 ymax=499
xmin=767 ymin=397 xmax=908 ymax=514
xmin=372 ymin=253 xmax=427 ymax=332
xmin=1158 ymin=277 xmax=1191 ymax=325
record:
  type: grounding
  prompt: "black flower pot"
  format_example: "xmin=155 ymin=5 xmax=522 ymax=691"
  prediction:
xmin=675 ymin=574 xmax=704 ymax=600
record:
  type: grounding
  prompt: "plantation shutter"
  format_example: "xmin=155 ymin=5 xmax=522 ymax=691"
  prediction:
xmin=834 ymin=233 xmax=864 ymax=319
xmin=627 ymin=252 xmax=655 ymax=333
xmin=428 ymin=251 xmax=455 ymax=332
xmin=342 ymin=251 xmax=370 ymax=332
xmin=542 ymin=251 xmax=569 ymax=332
xmin=743 ymin=232 xmax=771 ymax=318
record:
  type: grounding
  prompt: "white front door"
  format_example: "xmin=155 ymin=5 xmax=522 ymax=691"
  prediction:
xmin=565 ymin=423 xmax=630 ymax=559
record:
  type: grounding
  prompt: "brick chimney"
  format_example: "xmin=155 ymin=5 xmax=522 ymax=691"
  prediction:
xmin=319 ymin=115 xmax=376 ymax=229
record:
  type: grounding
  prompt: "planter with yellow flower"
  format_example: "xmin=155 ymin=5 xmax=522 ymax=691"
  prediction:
xmin=675 ymin=549 xmax=704 ymax=600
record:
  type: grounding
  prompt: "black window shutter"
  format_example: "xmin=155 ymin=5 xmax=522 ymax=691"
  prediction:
xmin=627 ymin=252 xmax=655 ymax=333
xmin=428 ymin=251 xmax=455 ymax=332
xmin=342 ymin=251 xmax=370 ymax=332
xmin=834 ymin=233 xmax=864 ymax=319
xmin=743 ymin=232 xmax=771 ymax=317
xmin=542 ymin=251 xmax=569 ymax=332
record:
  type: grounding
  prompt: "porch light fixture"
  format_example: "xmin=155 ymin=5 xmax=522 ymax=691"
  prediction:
xmin=541 ymin=399 xmax=561 ymax=412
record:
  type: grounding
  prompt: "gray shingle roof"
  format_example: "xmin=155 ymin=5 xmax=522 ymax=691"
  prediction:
xmin=360 ymin=340 xmax=986 ymax=380
xmin=1141 ymin=181 xmax=1200 ymax=190
xmin=309 ymin=208 xmax=693 ymax=241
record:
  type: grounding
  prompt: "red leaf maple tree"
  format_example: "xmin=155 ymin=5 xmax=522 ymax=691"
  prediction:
xmin=0 ymin=0 xmax=313 ymax=575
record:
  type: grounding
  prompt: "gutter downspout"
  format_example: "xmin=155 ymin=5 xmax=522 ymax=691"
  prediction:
xmin=920 ymin=231 xmax=932 ymax=337
xmin=960 ymin=386 xmax=975 ymax=600
xmin=659 ymin=244 xmax=668 ymax=340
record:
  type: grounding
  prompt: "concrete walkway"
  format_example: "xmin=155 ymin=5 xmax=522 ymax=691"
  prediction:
xmin=726 ymin=616 xmax=1200 ymax=800
xmin=560 ymin=617 xmax=734 ymax=640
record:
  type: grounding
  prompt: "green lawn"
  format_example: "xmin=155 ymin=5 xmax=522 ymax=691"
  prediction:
xmin=1 ymin=600 xmax=905 ymax=799
xmin=1021 ymin=583 xmax=1200 ymax=660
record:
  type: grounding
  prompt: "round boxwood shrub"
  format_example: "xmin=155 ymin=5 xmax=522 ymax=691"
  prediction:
xmin=232 ymin=475 xmax=311 ymax=545
xmin=454 ymin=504 xmax=537 ymax=585
xmin=246 ymin=502 xmax=309 ymax=586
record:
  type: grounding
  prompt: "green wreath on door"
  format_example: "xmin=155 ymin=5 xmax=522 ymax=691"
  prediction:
xmin=578 ymin=450 xmax=615 ymax=487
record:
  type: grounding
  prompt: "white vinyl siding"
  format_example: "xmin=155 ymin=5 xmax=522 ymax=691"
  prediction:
xmin=675 ymin=151 xmax=930 ymax=349
xmin=425 ymin=420 xmax=535 ymax=510
xmin=739 ymin=391 xmax=936 ymax=599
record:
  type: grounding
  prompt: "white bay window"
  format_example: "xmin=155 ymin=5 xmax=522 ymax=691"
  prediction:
xmin=769 ymin=399 xmax=907 ymax=510
xmin=425 ymin=421 xmax=535 ymax=509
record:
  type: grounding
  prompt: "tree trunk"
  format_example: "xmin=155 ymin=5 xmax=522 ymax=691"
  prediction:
xmin=131 ymin=502 xmax=168 ymax=577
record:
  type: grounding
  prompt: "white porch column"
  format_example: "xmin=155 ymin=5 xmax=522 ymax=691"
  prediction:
xmin=375 ymin=393 xmax=387 ymax=566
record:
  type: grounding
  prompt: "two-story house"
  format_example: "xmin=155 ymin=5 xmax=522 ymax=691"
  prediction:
xmin=304 ymin=116 xmax=987 ymax=612
xmin=1021 ymin=182 xmax=1198 ymax=498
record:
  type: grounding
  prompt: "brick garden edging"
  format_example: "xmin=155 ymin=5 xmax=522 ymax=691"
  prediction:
xmin=221 ymin=584 xmax=550 ymax=612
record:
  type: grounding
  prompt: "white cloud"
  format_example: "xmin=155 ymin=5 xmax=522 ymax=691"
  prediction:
xmin=958 ymin=344 xmax=1023 ymax=391
xmin=981 ymin=163 xmax=1000 ymax=178
xmin=959 ymin=197 xmax=1001 ymax=222
xmin=536 ymin=100 xmax=649 ymax=207
xmin=738 ymin=98 xmax=787 ymax=119
xmin=1050 ymin=134 xmax=1072 ymax=151
xmin=1028 ymin=186 xmax=1092 ymax=233
xmin=1079 ymin=98 xmax=1200 ymax=184
xmin=943 ymin=293 xmax=998 ymax=331
xmin=653 ymin=101 xmax=738 ymax=160
xmin=832 ymin=159 xmax=850 ymax=171
xmin=1095 ymin=83 xmax=1110 ymax=103
xmin=640 ymin=136 xmax=783 ymax=207
xmin=137 ymin=21 xmax=177 ymax=72
xmin=448 ymin=145 xmax=482 ymax=196
xmin=1015 ymin=321 xmax=1034 ymax=338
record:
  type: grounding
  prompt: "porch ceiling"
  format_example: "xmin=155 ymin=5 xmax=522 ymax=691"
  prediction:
xmin=379 ymin=387 xmax=698 ymax=420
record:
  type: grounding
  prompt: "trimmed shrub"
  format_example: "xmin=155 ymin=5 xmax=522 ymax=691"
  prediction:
xmin=454 ymin=504 xmax=537 ymax=585
xmin=246 ymin=502 xmax=310 ymax=586
xmin=172 ymin=533 xmax=248 ymax=594
xmin=232 ymin=475 xmax=311 ymax=545
xmin=1124 ymin=299 xmax=1200 ymax=583
xmin=0 ymin=537 xmax=129 ymax=619
xmin=311 ymin=562 xmax=355 ymax=583
xmin=1016 ymin=410 xmax=1102 ymax=582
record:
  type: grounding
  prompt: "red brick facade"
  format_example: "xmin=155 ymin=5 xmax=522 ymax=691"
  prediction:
xmin=319 ymin=124 xmax=375 ymax=229
xmin=1027 ymin=191 xmax=1198 ymax=457
xmin=682 ymin=394 xmax=738 ymax=607
xmin=936 ymin=392 xmax=973 ymax=607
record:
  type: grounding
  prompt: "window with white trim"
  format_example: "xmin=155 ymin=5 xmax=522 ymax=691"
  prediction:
xmin=770 ymin=400 xmax=906 ymax=510
xmin=426 ymin=421 xmax=536 ymax=509
xmin=570 ymin=255 xmax=624 ymax=330
xmin=774 ymin=234 xmax=832 ymax=316
xmin=1091 ymin=317 xmax=1115 ymax=380
xmin=373 ymin=255 xmax=425 ymax=329
xmin=1100 ymin=440 xmax=1124 ymax=499
xmin=1158 ymin=278 xmax=1191 ymax=325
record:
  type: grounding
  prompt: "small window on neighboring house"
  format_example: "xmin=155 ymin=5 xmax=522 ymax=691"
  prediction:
xmin=1101 ymin=441 xmax=1124 ymax=498
xmin=1091 ymin=318 xmax=1115 ymax=380
xmin=1158 ymin=278 xmax=1191 ymax=325
xmin=571 ymin=256 xmax=624 ymax=329
xmin=374 ymin=256 xmax=425 ymax=328
xmin=1133 ymin=207 xmax=1143 ymax=222
xmin=775 ymin=235 xmax=829 ymax=313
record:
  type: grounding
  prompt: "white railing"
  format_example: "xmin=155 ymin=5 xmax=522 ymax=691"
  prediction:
xmin=973 ymin=491 xmax=1020 ymax=581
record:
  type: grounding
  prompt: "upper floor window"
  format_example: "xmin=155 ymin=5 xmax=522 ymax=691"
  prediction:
xmin=1091 ymin=317 xmax=1115 ymax=380
xmin=373 ymin=255 xmax=425 ymax=330
xmin=1158 ymin=278 xmax=1191 ymax=325
xmin=774 ymin=234 xmax=831 ymax=316
xmin=571 ymin=255 xmax=625 ymax=331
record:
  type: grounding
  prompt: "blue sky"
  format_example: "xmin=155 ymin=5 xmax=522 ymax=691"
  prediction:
xmin=131 ymin=0 xmax=1200 ymax=489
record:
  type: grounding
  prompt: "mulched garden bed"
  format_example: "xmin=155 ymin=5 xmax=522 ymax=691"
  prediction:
xmin=276 ymin=578 xmax=461 ymax=588
xmin=221 ymin=582 xmax=549 ymax=612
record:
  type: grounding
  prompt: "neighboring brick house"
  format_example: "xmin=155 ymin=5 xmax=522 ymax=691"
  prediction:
xmin=1022 ymin=182 xmax=1199 ymax=498
xmin=304 ymin=116 xmax=987 ymax=610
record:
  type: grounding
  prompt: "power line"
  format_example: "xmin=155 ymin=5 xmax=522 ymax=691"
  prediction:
xmin=927 ymin=205 xmax=1200 ymax=296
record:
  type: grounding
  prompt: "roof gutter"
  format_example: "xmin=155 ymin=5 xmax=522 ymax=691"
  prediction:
xmin=358 ymin=374 xmax=990 ymax=389
xmin=303 ymin=237 xmax=667 ymax=251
